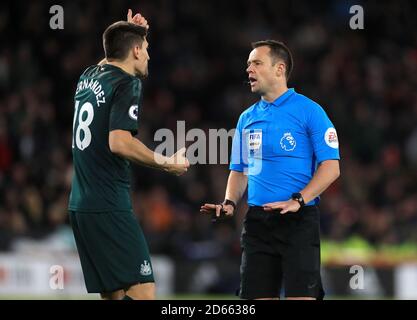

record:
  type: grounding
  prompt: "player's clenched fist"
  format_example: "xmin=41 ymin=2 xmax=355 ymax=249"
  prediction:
xmin=165 ymin=147 xmax=190 ymax=176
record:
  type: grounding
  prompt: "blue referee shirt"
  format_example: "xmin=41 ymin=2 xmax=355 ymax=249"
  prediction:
xmin=230 ymin=88 xmax=340 ymax=206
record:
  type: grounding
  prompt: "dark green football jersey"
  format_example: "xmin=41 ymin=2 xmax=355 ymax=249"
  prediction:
xmin=68 ymin=64 xmax=142 ymax=212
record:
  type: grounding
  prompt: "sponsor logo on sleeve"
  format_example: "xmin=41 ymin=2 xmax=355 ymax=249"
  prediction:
xmin=324 ymin=127 xmax=339 ymax=149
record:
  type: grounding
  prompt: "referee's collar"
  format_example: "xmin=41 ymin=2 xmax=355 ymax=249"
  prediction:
xmin=260 ymin=88 xmax=295 ymax=108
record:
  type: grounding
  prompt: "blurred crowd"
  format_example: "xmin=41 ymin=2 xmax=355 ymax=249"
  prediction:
xmin=1 ymin=0 xmax=417 ymax=258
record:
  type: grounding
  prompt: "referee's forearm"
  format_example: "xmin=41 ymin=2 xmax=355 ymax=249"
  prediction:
xmin=300 ymin=159 xmax=340 ymax=204
xmin=224 ymin=170 xmax=248 ymax=204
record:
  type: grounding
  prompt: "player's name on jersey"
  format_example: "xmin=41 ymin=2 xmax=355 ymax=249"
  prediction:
xmin=75 ymin=79 xmax=106 ymax=107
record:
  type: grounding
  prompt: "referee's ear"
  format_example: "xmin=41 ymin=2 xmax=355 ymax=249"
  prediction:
xmin=275 ymin=62 xmax=286 ymax=79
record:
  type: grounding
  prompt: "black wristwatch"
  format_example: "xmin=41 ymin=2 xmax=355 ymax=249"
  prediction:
xmin=291 ymin=193 xmax=305 ymax=208
xmin=222 ymin=199 xmax=236 ymax=210
xmin=212 ymin=199 xmax=236 ymax=223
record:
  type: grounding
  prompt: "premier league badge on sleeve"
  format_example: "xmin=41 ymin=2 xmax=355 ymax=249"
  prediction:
xmin=129 ymin=105 xmax=139 ymax=120
xmin=280 ymin=132 xmax=297 ymax=151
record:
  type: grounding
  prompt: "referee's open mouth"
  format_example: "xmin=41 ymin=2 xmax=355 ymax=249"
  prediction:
xmin=248 ymin=77 xmax=257 ymax=86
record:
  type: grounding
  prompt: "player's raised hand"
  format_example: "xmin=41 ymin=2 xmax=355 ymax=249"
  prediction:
xmin=127 ymin=8 xmax=133 ymax=22
xmin=127 ymin=9 xmax=149 ymax=30
xmin=166 ymin=147 xmax=190 ymax=176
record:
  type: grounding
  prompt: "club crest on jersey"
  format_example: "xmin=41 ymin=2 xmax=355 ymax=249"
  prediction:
xmin=324 ymin=127 xmax=339 ymax=149
xmin=140 ymin=260 xmax=152 ymax=276
xmin=129 ymin=105 xmax=138 ymax=120
xmin=280 ymin=132 xmax=296 ymax=151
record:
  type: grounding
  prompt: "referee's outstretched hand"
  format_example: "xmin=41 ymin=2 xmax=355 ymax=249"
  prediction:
xmin=263 ymin=199 xmax=301 ymax=214
xmin=200 ymin=203 xmax=234 ymax=221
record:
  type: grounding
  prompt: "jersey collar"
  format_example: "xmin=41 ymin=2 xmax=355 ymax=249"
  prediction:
xmin=260 ymin=88 xmax=295 ymax=108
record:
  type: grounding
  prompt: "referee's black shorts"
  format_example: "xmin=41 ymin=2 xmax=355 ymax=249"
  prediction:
xmin=239 ymin=205 xmax=325 ymax=300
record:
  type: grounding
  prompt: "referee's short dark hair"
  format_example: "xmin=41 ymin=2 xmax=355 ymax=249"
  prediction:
xmin=252 ymin=40 xmax=293 ymax=81
xmin=103 ymin=21 xmax=148 ymax=61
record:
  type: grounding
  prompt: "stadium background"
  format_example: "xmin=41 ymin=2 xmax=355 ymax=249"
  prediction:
xmin=1 ymin=0 xmax=417 ymax=299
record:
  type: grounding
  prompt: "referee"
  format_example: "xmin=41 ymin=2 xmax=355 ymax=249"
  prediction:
xmin=201 ymin=40 xmax=340 ymax=300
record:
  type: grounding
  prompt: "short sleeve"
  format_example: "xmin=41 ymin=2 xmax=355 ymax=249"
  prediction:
xmin=109 ymin=79 xmax=141 ymax=134
xmin=307 ymin=104 xmax=340 ymax=164
xmin=229 ymin=114 xmax=248 ymax=172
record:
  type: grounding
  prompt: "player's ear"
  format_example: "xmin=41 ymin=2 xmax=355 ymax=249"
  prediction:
xmin=133 ymin=45 xmax=141 ymax=60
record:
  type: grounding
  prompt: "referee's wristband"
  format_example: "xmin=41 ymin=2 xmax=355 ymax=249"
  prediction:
xmin=222 ymin=199 xmax=236 ymax=210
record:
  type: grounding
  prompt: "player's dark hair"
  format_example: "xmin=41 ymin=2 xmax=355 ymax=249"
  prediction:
xmin=251 ymin=40 xmax=293 ymax=81
xmin=103 ymin=21 xmax=147 ymax=61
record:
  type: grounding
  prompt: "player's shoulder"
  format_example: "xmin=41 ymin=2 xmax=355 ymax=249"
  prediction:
xmin=100 ymin=64 xmax=134 ymax=82
xmin=114 ymin=75 xmax=142 ymax=97
xmin=99 ymin=65 xmax=142 ymax=91
xmin=80 ymin=65 xmax=100 ymax=78
xmin=111 ymin=67 xmax=141 ymax=87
